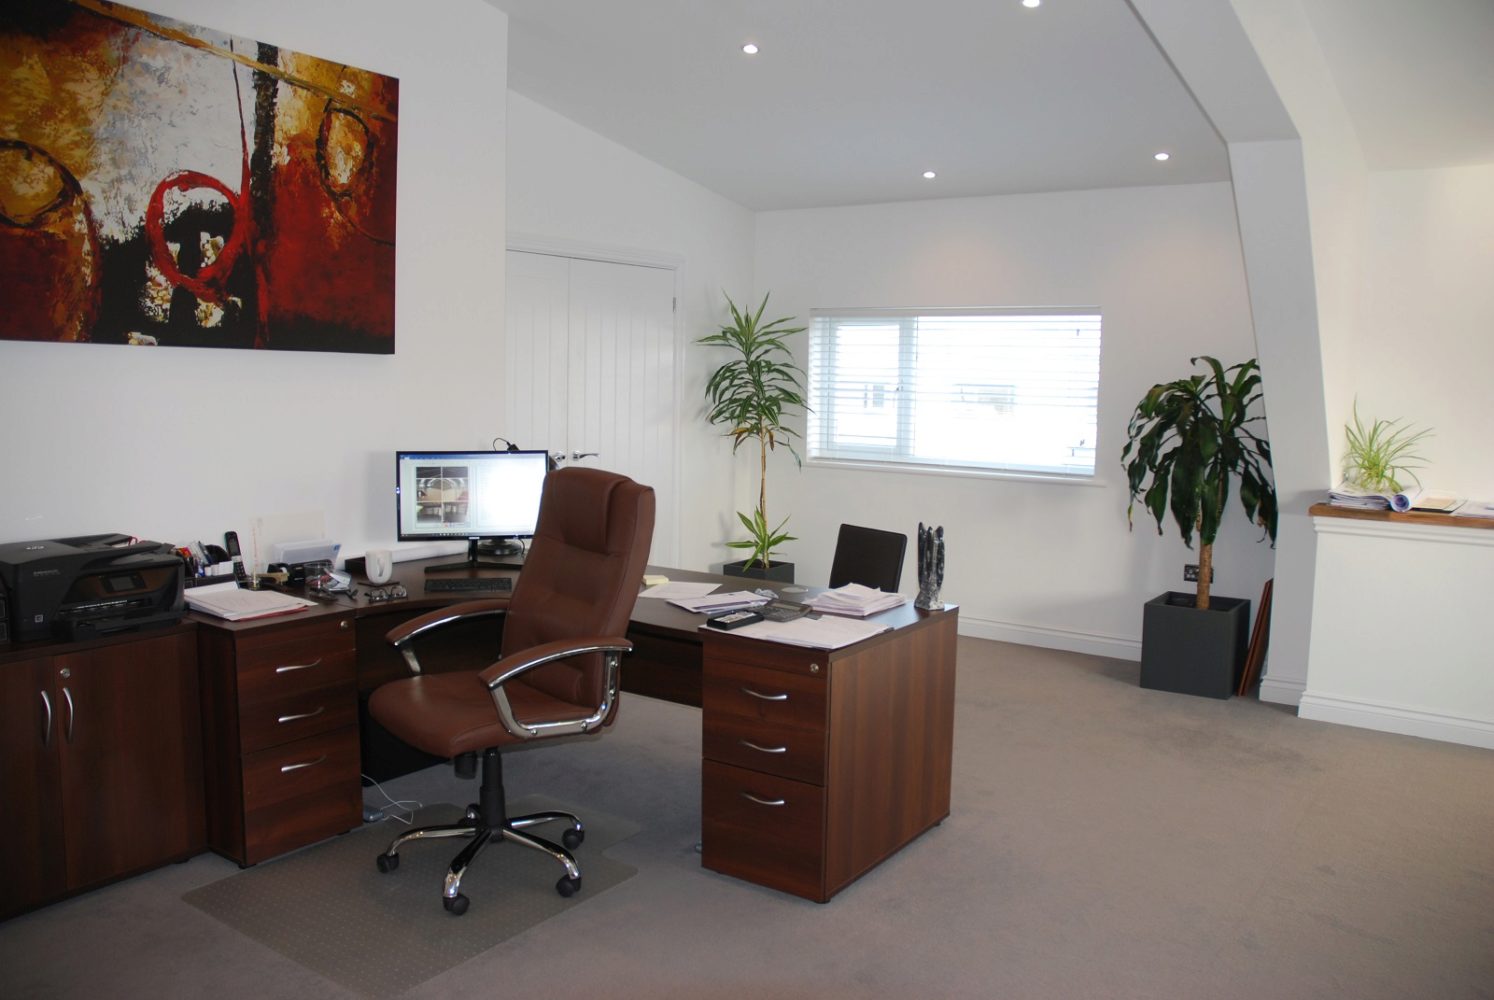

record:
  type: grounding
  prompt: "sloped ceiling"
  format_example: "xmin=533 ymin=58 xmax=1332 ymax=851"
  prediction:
xmin=489 ymin=0 xmax=1494 ymax=211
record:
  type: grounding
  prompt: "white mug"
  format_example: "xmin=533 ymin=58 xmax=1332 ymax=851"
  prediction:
xmin=366 ymin=549 xmax=394 ymax=584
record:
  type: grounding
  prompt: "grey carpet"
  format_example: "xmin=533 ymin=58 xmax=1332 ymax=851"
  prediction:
xmin=182 ymin=796 xmax=639 ymax=998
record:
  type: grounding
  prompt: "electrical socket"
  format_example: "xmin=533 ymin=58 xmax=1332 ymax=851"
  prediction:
xmin=1183 ymin=564 xmax=1215 ymax=583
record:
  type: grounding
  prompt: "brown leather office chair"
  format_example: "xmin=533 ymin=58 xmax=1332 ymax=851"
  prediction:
xmin=828 ymin=523 xmax=908 ymax=593
xmin=369 ymin=467 xmax=655 ymax=915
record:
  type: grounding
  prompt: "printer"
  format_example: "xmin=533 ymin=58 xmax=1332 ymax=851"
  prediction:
xmin=0 ymin=533 xmax=185 ymax=643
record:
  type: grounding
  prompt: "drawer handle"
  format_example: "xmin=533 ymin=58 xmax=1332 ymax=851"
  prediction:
xmin=740 ymin=686 xmax=788 ymax=702
xmin=739 ymin=739 xmax=787 ymax=754
xmin=275 ymin=658 xmax=323 ymax=674
xmin=277 ymin=705 xmax=326 ymax=724
xmin=740 ymin=792 xmax=787 ymax=807
xmin=280 ymin=755 xmax=328 ymax=774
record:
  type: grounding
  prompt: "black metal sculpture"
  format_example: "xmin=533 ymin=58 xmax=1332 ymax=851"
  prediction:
xmin=915 ymin=522 xmax=945 ymax=610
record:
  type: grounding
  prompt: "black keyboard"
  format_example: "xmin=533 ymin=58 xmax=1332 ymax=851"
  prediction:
xmin=424 ymin=577 xmax=513 ymax=594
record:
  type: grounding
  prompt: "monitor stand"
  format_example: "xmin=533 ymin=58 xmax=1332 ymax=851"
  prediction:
xmin=424 ymin=539 xmax=524 ymax=573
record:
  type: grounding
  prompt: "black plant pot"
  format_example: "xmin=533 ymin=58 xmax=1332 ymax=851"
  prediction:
xmin=722 ymin=559 xmax=795 ymax=584
xmin=1139 ymin=591 xmax=1251 ymax=700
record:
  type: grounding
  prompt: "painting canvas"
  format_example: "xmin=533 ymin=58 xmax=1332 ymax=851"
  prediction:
xmin=0 ymin=0 xmax=398 ymax=353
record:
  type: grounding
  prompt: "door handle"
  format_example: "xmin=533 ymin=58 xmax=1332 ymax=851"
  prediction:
xmin=40 ymin=690 xmax=53 ymax=748
xmin=61 ymin=686 xmax=75 ymax=743
xmin=570 ymin=451 xmax=599 ymax=461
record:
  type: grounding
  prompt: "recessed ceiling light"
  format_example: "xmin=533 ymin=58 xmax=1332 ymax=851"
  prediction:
xmin=742 ymin=42 xmax=759 ymax=55
xmin=922 ymin=171 xmax=937 ymax=180
xmin=1154 ymin=151 xmax=1171 ymax=161
xmin=1022 ymin=0 xmax=1041 ymax=8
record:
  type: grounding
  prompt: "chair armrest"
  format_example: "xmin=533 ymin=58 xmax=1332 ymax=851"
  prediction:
xmin=478 ymin=635 xmax=633 ymax=740
xmin=385 ymin=598 xmax=510 ymax=675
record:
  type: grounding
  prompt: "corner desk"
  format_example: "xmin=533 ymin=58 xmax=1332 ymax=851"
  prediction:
xmin=4 ymin=558 xmax=957 ymax=912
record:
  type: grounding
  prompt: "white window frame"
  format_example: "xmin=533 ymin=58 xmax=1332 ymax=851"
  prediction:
xmin=806 ymin=307 xmax=1102 ymax=480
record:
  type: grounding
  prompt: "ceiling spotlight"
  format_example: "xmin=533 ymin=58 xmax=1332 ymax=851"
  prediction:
xmin=922 ymin=171 xmax=937 ymax=180
xmin=742 ymin=42 xmax=759 ymax=55
xmin=1022 ymin=0 xmax=1041 ymax=8
xmin=1154 ymin=151 xmax=1171 ymax=161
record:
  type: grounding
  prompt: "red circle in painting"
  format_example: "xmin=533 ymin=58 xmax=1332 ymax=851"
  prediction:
xmin=144 ymin=170 xmax=247 ymax=302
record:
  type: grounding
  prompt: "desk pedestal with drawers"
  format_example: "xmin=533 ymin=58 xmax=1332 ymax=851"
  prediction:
xmin=197 ymin=610 xmax=362 ymax=866
xmin=698 ymin=608 xmax=958 ymax=902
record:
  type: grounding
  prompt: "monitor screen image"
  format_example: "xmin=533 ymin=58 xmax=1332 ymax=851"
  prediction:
xmin=395 ymin=449 xmax=549 ymax=543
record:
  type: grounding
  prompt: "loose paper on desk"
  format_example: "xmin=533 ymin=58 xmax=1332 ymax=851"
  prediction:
xmin=184 ymin=581 xmax=317 ymax=621
xmin=711 ymin=615 xmax=891 ymax=650
xmin=804 ymin=582 xmax=907 ymax=617
xmin=668 ymin=590 xmax=769 ymax=614
xmin=639 ymin=581 xmax=720 ymax=600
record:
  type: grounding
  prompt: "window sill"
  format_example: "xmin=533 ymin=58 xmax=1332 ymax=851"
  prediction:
xmin=806 ymin=456 xmax=1105 ymax=487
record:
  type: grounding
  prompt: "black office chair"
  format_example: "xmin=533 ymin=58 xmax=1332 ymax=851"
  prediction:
xmin=828 ymin=523 xmax=908 ymax=593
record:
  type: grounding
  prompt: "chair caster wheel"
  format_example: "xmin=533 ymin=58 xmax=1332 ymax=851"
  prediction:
xmin=376 ymin=853 xmax=399 ymax=873
xmin=444 ymin=894 xmax=470 ymax=915
xmin=556 ymin=876 xmax=581 ymax=897
xmin=562 ymin=827 xmax=584 ymax=849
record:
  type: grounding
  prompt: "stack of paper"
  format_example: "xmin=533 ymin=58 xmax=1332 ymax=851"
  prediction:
xmin=707 ymin=615 xmax=891 ymax=650
xmin=804 ymin=582 xmax=906 ymax=617
xmin=667 ymin=590 xmax=770 ymax=614
xmin=184 ymin=582 xmax=317 ymax=621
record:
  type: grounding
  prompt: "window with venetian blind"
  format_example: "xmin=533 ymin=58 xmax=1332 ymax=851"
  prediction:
xmin=806 ymin=308 xmax=1102 ymax=477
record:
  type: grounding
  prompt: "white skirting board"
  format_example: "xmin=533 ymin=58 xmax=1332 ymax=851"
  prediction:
xmin=1299 ymin=692 xmax=1494 ymax=750
xmin=958 ymin=614 xmax=1140 ymax=661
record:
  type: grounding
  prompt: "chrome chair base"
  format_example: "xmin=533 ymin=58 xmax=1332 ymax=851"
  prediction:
xmin=374 ymin=749 xmax=585 ymax=915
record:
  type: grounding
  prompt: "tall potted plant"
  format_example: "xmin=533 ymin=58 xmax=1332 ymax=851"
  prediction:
xmin=1121 ymin=356 xmax=1278 ymax=698
xmin=699 ymin=292 xmax=807 ymax=582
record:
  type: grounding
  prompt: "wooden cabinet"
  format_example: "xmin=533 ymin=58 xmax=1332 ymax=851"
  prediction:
xmin=198 ymin=612 xmax=361 ymax=866
xmin=699 ymin=608 xmax=958 ymax=902
xmin=0 ymin=628 xmax=204 ymax=919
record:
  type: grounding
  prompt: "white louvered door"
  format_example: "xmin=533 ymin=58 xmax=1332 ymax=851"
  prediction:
xmin=505 ymin=250 xmax=678 ymax=564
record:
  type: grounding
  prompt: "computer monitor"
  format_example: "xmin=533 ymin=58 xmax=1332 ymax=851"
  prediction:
xmin=395 ymin=449 xmax=549 ymax=572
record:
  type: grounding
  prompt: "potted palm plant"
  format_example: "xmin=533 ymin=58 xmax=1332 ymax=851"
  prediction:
xmin=1122 ymin=356 xmax=1278 ymax=698
xmin=699 ymin=292 xmax=807 ymax=582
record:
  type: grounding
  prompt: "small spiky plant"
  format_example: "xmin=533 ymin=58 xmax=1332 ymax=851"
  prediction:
xmin=1342 ymin=401 xmax=1431 ymax=493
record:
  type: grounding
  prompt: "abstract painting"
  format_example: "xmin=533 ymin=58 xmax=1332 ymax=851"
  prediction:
xmin=0 ymin=0 xmax=398 ymax=352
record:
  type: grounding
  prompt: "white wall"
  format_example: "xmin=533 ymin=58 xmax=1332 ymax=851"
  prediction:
xmin=504 ymin=91 xmax=756 ymax=570
xmin=0 ymin=0 xmax=509 ymax=570
xmin=1355 ymin=163 xmax=1494 ymax=498
xmin=755 ymin=183 xmax=1275 ymax=657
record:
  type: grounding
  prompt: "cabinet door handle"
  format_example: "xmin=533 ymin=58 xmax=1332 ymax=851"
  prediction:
xmin=280 ymin=755 xmax=327 ymax=774
xmin=740 ymin=686 xmax=788 ymax=702
xmin=740 ymin=792 xmax=787 ymax=807
xmin=275 ymin=658 xmax=323 ymax=674
xmin=739 ymin=739 xmax=788 ymax=754
xmin=277 ymin=705 xmax=326 ymax=724
xmin=40 ymin=690 xmax=53 ymax=748
xmin=61 ymin=686 xmax=75 ymax=743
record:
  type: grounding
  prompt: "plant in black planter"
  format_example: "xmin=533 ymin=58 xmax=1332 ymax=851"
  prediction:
xmin=699 ymin=292 xmax=807 ymax=582
xmin=1122 ymin=356 xmax=1278 ymax=698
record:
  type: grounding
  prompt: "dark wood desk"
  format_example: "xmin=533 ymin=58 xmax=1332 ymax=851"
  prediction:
xmin=341 ymin=559 xmax=960 ymax=900
xmin=3 ymin=557 xmax=955 ymax=910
